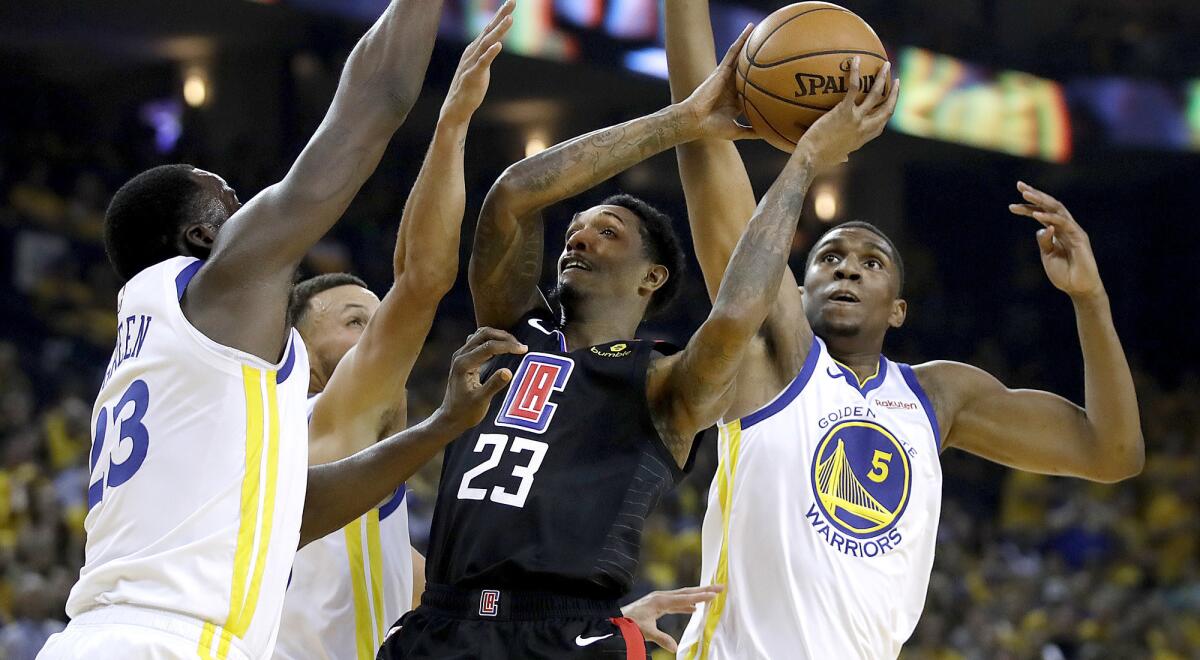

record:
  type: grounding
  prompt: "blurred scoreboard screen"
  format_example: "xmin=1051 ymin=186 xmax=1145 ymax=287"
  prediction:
xmin=890 ymin=47 xmax=1072 ymax=163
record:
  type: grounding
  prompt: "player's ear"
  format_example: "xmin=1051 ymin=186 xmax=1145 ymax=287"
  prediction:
xmin=181 ymin=222 xmax=217 ymax=255
xmin=640 ymin=264 xmax=669 ymax=296
xmin=889 ymin=298 xmax=907 ymax=328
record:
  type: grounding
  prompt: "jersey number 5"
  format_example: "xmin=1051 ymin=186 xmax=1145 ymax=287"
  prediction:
xmin=457 ymin=433 xmax=548 ymax=509
xmin=88 ymin=380 xmax=151 ymax=508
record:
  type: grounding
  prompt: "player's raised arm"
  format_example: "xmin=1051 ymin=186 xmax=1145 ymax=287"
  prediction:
xmin=308 ymin=5 xmax=513 ymax=465
xmin=300 ymin=328 xmax=527 ymax=547
xmin=184 ymin=0 xmax=448 ymax=362
xmin=665 ymin=0 xmax=825 ymax=390
xmin=917 ymin=184 xmax=1144 ymax=483
xmin=665 ymin=0 xmax=760 ymax=300
xmin=468 ymin=25 xmax=757 ymax=330
xmin=648 ymin=58 xmax=898 ymax=463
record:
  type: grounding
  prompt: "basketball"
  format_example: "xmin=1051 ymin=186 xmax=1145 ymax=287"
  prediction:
xmin=737 ymin=2 xmax=889 ymax=152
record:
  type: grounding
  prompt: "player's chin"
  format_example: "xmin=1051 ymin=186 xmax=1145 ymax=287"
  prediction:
xmin=812 ymin=310 xmax=864 ymax=337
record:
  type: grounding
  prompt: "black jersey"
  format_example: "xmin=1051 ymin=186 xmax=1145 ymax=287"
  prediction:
xmin=425 ymin=309 xmax=695 ymax=600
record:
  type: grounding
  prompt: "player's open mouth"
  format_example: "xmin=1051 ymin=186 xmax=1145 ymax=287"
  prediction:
xmin=829 ymin=291 xmax=860 ymax=303
xmin=561 ymin=256 xmax=592 ymax=272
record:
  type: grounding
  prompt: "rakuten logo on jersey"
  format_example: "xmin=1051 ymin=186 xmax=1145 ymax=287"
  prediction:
xmin=494 ymin=353 xmax=575 ymax=434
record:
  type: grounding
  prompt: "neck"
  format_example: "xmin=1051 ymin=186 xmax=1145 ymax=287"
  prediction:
xmin=822 ymin=336 xmax=885 ymax=383
xmin=307 ymin=365 xmax=329 ymax=396
xmin=560 ymin=295 xmax=642 ymax=350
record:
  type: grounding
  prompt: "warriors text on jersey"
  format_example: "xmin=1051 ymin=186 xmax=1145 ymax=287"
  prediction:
xmin=679 ymin=336 xmax=943 ymax=660
xmin=50 ymin=257 xmax=310 ymax=660
xmin=274 ymin=394 xmax=412 ymax=660
xmin=424 ymin=309 xmax=693 ymax=600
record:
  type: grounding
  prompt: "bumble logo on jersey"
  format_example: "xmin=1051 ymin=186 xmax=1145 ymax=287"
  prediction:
xmin=805 ymin=419 xmax=911 ymax=558
xmin=590 ymin=342 xmax=631 ymax=358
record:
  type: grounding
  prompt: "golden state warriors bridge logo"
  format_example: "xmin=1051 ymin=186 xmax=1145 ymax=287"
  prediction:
xmin=806 ymin=420 xmax=911 ymax=557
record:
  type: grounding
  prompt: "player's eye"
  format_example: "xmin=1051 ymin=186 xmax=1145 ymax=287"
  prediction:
xmin=822 ymin=253 xmax=840 ymax=264
xmin=865 ymin=259 xmax=882 ymax=269
xmin=348 ymin=318 xmax=365 ymax=327
xmin=600 ymin=228 xmax=616 ymax=237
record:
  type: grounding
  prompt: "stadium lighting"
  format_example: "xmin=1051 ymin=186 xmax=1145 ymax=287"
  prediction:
xmin=814 ymin=184 xmax=839 ymax=222
xmin=183 ymin=68 xmax=209 ymax=108
xmin=525 ymin=134 xmax=548 ymax=157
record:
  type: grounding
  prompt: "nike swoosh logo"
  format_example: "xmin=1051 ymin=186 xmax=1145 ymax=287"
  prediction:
xmin=826 ymin=366 xmax=844 ymax=379
xmin=575 ymin=633 xmax=613 ymax=647
xmin=529 ymin=318 xmax=554 ymax=336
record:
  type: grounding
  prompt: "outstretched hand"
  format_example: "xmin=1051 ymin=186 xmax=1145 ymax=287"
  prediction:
xmin=439 ymin=0 xmax=515 ymax=125
xmin=680 ymin=24 xmax=759 ymax=142
xmin=797 ymin=57 xmax=898 ymax=172
xmin=1008 ymin=181 xmax=1104 ymax=299
xmin=435 ymin=327 xmax=527 ymax=434
xmin=620 ymin=584 xmax=724 ymax=652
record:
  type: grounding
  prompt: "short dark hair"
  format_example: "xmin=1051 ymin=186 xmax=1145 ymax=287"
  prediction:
xmin=104 ymin=164 xmax=204 ymax=281
xmin=288 ymin=273 xmax=370 ymax=327
xmin=806 ymin=220 xmax=905 ymax=294
xmin=600 ymin=194 xmax=685 ymax=317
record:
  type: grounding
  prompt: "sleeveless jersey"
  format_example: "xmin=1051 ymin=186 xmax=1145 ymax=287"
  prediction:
xmin=64 ymin=256 xmax=310 ymax=660
xmin=273 ymin=394 xmax=412 ymax=660
xmin=679 ymin=336 xmax=943 ymax=660
xmin=425 ymin=309 xmax=692 ymax=600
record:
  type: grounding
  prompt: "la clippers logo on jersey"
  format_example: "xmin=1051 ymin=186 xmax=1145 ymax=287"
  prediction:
xmin=479 ymin=590 xmax=500 ymax=617
xmin=805 ymin=419 xmax=912 ymax=558
xmin=494 ymin=352 xmax=575 ymax=434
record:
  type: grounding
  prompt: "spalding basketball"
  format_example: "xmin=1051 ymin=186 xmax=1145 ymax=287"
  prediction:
xmin=737 ymin=2 xmax=888 ymax=152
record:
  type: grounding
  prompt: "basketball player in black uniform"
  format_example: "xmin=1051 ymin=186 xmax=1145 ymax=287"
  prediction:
xmin=378 ymin=29 xmax=899 ymax=658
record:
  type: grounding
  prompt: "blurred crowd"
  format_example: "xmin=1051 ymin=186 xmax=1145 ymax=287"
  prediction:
xmin=2 ymin=113 xmax=1198 ymax=660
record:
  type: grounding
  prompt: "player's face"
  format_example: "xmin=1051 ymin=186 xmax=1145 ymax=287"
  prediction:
xmin=298 ymin=285 xmax=381 ymax=378
xmin=189 ymin=169 xmax=242 ymax=220
xmin=801 ymin=228 xmax=905 ymax=339
xmin=557 ymin=205 xmax=662 ymax=308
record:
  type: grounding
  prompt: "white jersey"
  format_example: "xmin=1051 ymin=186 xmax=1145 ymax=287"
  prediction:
xmin=679 ymin=337 xmax=942 ymax=660
xmin=274 ymin=395 xmax=412 ymax=660
xmin=58 ymin=256 xmax=310 ymax=660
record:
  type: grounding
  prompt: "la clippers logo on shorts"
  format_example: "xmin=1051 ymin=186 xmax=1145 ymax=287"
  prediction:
xmin=479 ymin=590 xmax=500 ymax=617
xmin=494 ymin=352 xmax=574 ymax=434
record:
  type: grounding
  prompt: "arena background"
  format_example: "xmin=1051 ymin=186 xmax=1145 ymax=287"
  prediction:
xmin=1 ymin=1 xmax=1198 ymax=657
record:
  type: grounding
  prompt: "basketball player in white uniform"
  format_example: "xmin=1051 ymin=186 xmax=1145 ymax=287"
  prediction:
xmin=665 ymin=3 xmax=1144 ymax=657
xmin=40 ymin=2 xmax=527 ymax=658
xmin=273 ymin=10 xmax=514 ymax=658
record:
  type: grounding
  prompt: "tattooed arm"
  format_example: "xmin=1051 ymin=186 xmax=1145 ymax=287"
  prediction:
xmin=185 ymin=0 xmax=445 ymax=362
xmin=646 ymin=59 xmax=900 ymax=464
xmin=469 ymin=26 xmax=756 ymax=329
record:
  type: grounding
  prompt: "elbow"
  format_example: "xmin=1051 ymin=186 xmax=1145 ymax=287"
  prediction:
xmin=407 ymin=263 xmax=459 ymax=299
xmin=1091 ymin=433 xmax=1145 ymax=483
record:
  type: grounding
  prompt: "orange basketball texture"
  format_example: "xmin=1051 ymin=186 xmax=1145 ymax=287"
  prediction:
xmin=737 ymin=2 xmax=888 ymax=152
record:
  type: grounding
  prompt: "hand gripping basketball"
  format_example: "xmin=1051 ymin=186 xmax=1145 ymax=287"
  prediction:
xmin=794 ymin=56 xmax=898 ymax=173
xmin=437 ymin=328 xmax=528 ymax=433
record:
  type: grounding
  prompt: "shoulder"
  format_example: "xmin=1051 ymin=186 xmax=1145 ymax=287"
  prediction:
xmin=909 ymin=360 xmax=1005 ymax=446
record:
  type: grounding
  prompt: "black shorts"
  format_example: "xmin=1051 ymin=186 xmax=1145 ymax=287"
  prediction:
xmin=377 ymin=585 xmax=647 ymax=659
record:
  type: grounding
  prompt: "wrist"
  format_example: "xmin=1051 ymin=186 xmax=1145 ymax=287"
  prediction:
xmin=1070 ymin=287 xmax=1109 ymax=312
xmin=435 ymin=111 xmax=471 ymax=136
xmin=665 ymin=102 xmax=703 ymax=142
xmin=428 ymin=405 xmax=472 ymax=438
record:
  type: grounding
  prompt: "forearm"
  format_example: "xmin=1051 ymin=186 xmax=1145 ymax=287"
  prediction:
xmin=665 ymin=0 xmax=758 ymax=300
xmin=394 ymin=117 xmax=469 ymax=291
xmin=710 ymin=150 xmax=814 ymax=329
xmin=494 ymin=105 xmax=700 ymax=216
xmin=339 ymin=0 xmax=446 ymax=123
xmin=300 ymin=411 xmax=461 ymax=546
xmin=1073 ymin=291 xmax=1144 ymax=472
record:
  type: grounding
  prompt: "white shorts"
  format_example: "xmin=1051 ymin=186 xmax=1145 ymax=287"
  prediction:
xmin=38 ymin=605 xmax=252 ymax=660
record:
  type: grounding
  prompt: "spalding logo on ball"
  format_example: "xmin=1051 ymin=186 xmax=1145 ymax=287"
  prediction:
xmin=736 ymin=1 xmax=890 ymax=152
